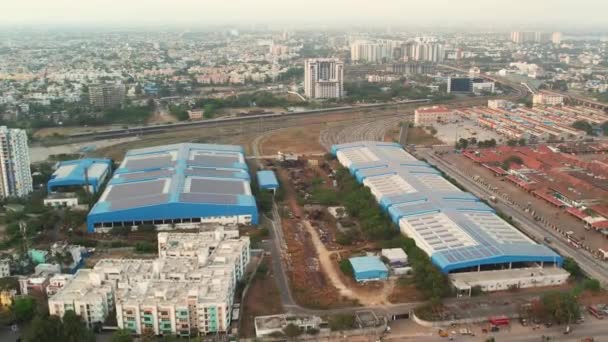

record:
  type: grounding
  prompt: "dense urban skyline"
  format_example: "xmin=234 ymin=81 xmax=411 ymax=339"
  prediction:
xmin=2 ymin=0 xmax=608 ymax=30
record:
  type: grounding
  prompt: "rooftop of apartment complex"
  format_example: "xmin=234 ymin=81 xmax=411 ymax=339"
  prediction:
xmin=331 ymin=141 xmax=562 ymax=273
xmin=49 ymin=226 xmax=249 ymax=308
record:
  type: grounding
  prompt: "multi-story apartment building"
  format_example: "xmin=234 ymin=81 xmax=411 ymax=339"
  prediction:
xmin=48 ymin=269 xmax=114 ymax=328
xmin=48 ymin=227 xmax=250 ymax=337
xmin=0 ymin=126 xmax=33 ymax=198
xmin=304 ymin=58 xmax=344 ymax=99
xmin=88 ymin=84 xmax=125 ymax=109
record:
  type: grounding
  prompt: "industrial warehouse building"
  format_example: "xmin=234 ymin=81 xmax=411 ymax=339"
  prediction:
xmin=47 ymin=158 xmax=112 ymax=193
xmin=331 ymin=141 xmax=568 ymax=295
xmin=256 ymin=170 xmax=279 ymax=191
xmin=87 ymin=143 xmax=258 ymax=232
xmin=349 ymin=256 xmax=389 ymax=282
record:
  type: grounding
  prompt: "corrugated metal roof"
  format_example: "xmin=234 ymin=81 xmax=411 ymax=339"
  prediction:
xmin=349 ymin=256 xmax=388 ymax=273
xmin=256 ymin=170 xmax=279 ymax=189
xmin=332 ymin=141 xmax=563 ymax=273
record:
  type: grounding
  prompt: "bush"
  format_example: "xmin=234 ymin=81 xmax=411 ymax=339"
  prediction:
xmin=134 ymin=242 xmax=157 ymax=254
xmin=328 ymin=314 xmax=355 ymax=331
xmin=583 ymin=278 xmax=601 ymax=292
xmin=339 ymin=259 xmax=353 ymax=277
xmin=563 ymin=257 xmax=583 ymax=278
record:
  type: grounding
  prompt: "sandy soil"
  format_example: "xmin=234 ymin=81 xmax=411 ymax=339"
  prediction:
xmin=260 ymin=125 xmax=327 ymax=155
xmin=147 ymin=109 xmax=176 ymax=124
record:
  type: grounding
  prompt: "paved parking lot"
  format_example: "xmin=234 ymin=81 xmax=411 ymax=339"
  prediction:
xmin=433 ymin=119 xmax=503 ymax=145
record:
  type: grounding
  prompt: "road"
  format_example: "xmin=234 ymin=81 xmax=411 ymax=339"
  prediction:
xmin=385 ymin=317 xmax=607 ymax=341
xmin=418 ymin=148 xmax=608 ymax=286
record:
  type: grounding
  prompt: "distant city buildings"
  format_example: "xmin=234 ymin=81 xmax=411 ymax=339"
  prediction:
xmin=351 ymin=39 xmax=443 ymax=63
xmin=510 ymin=31 xmax=562 ymax=44
xmin=304 ymin=58 xmax=344 ymax=99
xmin=88 ymin=84 xmax=125 ymax=109
xmin=0 ymin=126 xmax=33 ymax=198
xmin=388 ymin=62 xmax=435 ymax=75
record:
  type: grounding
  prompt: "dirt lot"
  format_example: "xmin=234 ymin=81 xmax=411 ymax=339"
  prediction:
xmin=441 ymin=151 xmax=608 ymax=252
xmin=260 ymin=125 xmax=326 ymax=155
xmin=240 ymin=256 xmax=284 ymax=338
xmin=274 ymin=156 xmax=417 ymax=308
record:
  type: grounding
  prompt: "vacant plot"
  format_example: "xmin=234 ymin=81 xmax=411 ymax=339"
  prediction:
xmin=260 ymin=125 xmax=326 ymax=155
xmin=240 ymin=257 xmax=284 ymax=338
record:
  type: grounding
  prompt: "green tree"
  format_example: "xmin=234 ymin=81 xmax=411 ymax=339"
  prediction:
xmin=283 ymin=323 xmax=303 ymax=339
xmin=572 ymin=120 xmax=594 ymax=135
xmin=13 ymin=296 xmax=36 ymax=322
xmin=339 ymin=259 xmax=353 ymax=277
xmin=563 ymin=257 xmax=583 ymax=278
xmin=23 ymin=315 xmax=64 ymax=342
xmin=541 ymin=292 xmax=580 ymax=324
xmin=110 ymin=329 xmax=134 ymax=342
xmin=507 ymin=139 xmax=518 ymax=146
xmin=63 ymin=310 xmax=95 ymax=342
xmin=203 ymin=104 xmax=216 ymax=119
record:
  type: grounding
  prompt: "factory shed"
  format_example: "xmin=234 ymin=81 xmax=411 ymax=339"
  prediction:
xmin=332 ymin=141 xmax=563 ymax=274
xmin=349 ymin=256 xmax=389 ymax=282
xmin=256 ymin=170 xmax=279 ymax=190
xmin=48 ymin=159 xmax=112 ymax=193
xmin=381 ymin=248 xmax=408 ymax=267
xmin=87 ymin=143 xmax=258 ymax=232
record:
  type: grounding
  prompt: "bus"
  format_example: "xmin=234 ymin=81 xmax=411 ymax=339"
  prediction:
xmin=489 ymin=316 xmax=510 ymax=326
xmin=587 ymin=306 xmax=604 ymax=319
xmin=566 ymin=231 xmax=581 ymax=248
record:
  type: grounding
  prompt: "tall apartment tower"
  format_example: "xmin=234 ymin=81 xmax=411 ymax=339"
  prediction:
xmin=304 ymin=58 xmax=344 ymax=99
xmin=0 ymin=126 xmax=33 ymax=198
xmin=89 ymin=84 xmax=126 ymax=109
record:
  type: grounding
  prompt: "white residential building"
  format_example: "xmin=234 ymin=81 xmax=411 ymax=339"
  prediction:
xmin=304 ymin=58 xmax=344 ymax=99
xmin=48 ymin=227 xmax=250 ymax=337
xmin=48 ymin=269 xmax=114 ymax=327
xmin=0 ymin=126 xmax=33 ymax=198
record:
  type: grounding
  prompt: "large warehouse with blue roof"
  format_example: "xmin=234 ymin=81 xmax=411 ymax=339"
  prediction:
xmin=332 ymin=141 xmax=569 ymax=294
xmin=87 ymin=143 xmax=258 ymax=232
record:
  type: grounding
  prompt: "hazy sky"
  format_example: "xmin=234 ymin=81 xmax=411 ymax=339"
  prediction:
xmin=2 ymin=0 xmax=608 ymax=29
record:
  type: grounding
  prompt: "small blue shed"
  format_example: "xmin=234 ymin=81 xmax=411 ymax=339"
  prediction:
xmin=349 ymin=256 xmax=389 ymax=282
xmin=257 ymin=170 xmax=279 ymax=191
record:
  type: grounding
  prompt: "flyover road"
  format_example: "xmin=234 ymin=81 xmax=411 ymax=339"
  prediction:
xmin=419 ymin=148 xmax=608 ymax=286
